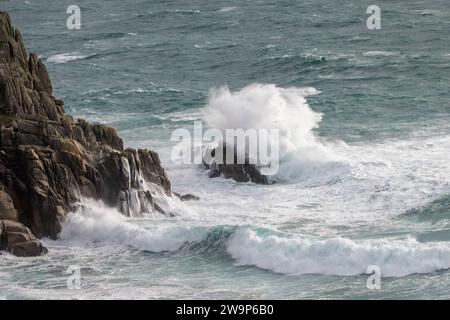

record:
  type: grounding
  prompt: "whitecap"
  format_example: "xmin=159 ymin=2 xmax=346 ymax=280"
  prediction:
xmin=217 ymin=7 xmax=237 ymax=13
xmin=420 ymin=10 xmax=439 ymax=16
xmin=363 ymin=51 xmax=399 ymax=57
xmin=350 ymin=36 xmax=371 ymax=42
xmin=201 ymin=83 xmax=346 ymax=182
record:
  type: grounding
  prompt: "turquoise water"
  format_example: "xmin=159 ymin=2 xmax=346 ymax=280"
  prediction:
xmin=1 ymin=0 xmax=450 ymax=299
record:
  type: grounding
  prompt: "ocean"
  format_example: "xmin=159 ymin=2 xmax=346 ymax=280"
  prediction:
xmin=1 ymin=0 xmax=450 ymax=299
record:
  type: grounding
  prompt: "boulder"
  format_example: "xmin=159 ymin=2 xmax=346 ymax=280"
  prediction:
xmin=0 ymin=219 xmax=48 ymax=256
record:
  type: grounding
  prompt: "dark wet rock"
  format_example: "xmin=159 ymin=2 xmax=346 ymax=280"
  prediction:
xmin=0 ymin=11 xmax=173 ymax=256
xmin=204 ymin=145 xmax=270 ymax=185
xmin=174 ymin=193 xmax=200 ymax=201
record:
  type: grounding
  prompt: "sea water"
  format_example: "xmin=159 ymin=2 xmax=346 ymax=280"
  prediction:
xmin=1 ymin=0 xmax=450 ymax=299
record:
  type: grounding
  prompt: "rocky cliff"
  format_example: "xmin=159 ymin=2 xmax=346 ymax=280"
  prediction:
xmin=0 ymin=11 xmax=172 ymax=256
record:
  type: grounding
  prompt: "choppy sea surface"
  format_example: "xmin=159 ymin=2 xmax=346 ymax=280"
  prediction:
xmin=1 ymin=0 xmax=450 ymax=299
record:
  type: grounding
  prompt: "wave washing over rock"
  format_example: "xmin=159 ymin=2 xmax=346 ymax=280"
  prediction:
xmin=0 ymin=11 xmax=174 ymax=256
xmin=202 ymin=84 xmax=345 ymax=183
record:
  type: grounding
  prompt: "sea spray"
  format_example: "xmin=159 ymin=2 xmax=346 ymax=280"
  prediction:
xmin=201 ymin=84 xmax=347 ymax=182
xmin=202 ymin=84 xmax=321 ymax=157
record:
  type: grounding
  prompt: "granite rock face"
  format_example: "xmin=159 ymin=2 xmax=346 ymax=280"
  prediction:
xmin=0 ymin=11 xmax=172 ymax=256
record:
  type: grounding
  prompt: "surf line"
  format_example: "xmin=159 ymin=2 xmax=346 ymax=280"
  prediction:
xmin=176 ymin=304 xmax=210 ymax=318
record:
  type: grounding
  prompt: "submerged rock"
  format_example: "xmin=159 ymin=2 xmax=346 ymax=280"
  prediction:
xmin=0 ymin=11 xmax=172 ymax=256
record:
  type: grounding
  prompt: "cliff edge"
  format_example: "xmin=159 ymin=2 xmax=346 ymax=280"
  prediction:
xmin=0 ymin=12 xmax=172 ymax=256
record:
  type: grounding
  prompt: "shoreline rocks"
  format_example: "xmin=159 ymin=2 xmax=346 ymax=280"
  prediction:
xmin=0 ymin=11 xmax=173 ymax=256
xmin=0 ymin=220 xmax=48 ymax=256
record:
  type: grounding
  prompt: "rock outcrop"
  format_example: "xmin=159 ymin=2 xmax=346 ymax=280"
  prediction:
xmin=0 ymin=11 xmax=172 ymax=256
xmin=0 ymin=220 xmax=48 ymax=257
xmin=204 ymin=145 xmax=270 ymax=185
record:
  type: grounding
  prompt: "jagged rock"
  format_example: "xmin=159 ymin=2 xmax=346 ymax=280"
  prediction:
xmin=0 ymin=219 xmax=48 ymax=256
xmin=0 ymin=11 xmax=173 ymax=256
xmin=204 ymin=145 xmax=270 ymax=185
xmin=11 ymin=240 xmax=47 ymax=257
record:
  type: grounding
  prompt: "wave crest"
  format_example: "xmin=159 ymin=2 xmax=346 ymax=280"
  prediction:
xmin=46 ymin=53 xmax=89 ymax=64
xmin=227 ymin=227 xmax=450 ymax=277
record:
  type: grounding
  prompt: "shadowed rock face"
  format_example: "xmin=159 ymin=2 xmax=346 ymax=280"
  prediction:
xmin=0 ymin=11 xmax=172 ymax=256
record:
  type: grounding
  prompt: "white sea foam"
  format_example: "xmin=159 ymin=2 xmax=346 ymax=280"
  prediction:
xmin=173 ymin=9 xmax=200 ymax=14
xmin=46 ymin=53 xmax=89 ymax=64
xmin=201 ymin=84 xmax=346 ymax=182
xmin=227 ymin=227 xmax=450 ymax=277
xmin=59 ymin=200 xmax=205 ymax=252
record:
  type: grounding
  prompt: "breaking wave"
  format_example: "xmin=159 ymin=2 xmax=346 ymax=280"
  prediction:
xmin=59 ymin=200 xmax=205 ymax=252
xmin=59 ymin=204 xmax=450 ymax=277
xmin=201 ymin=84 xmax=348 ymax=182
